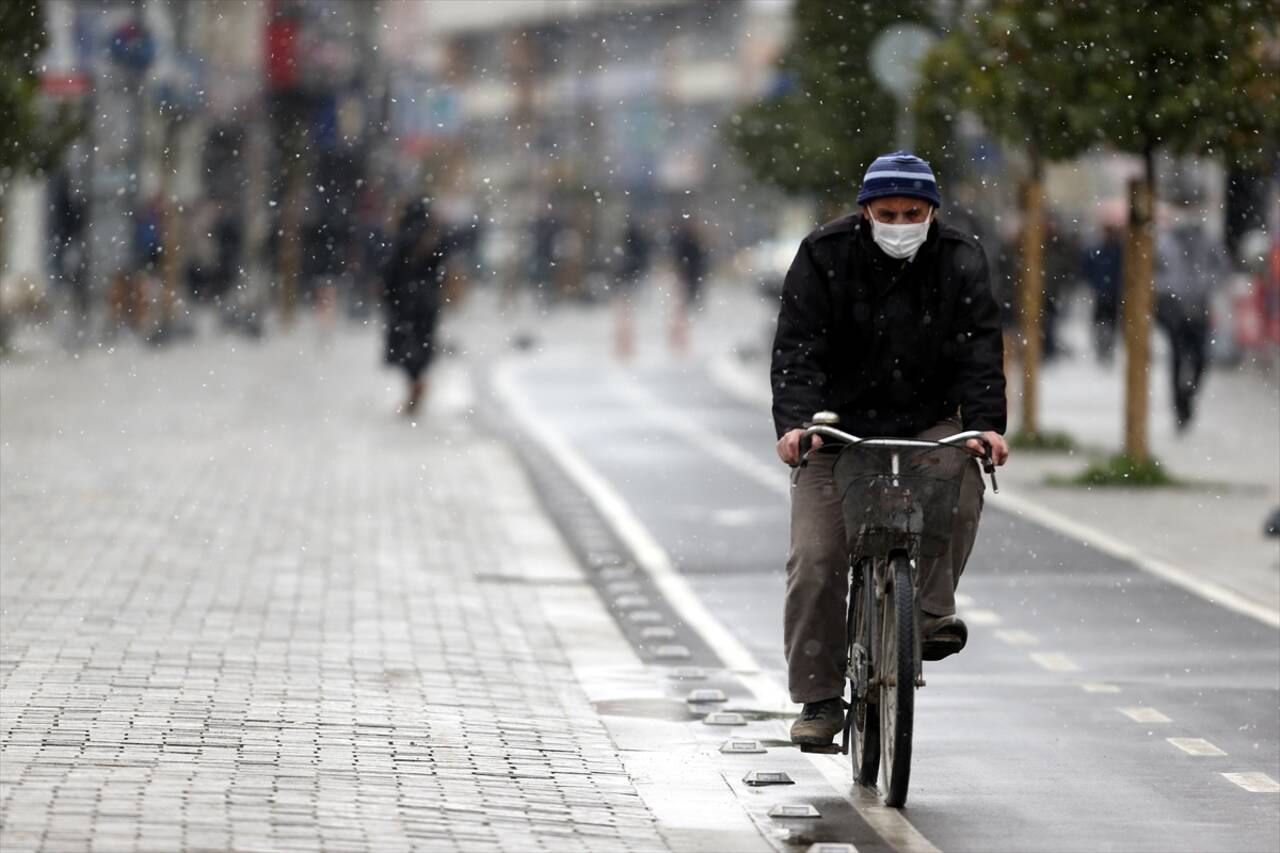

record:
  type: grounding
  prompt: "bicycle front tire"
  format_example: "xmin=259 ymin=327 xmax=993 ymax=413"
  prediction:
xmin=879 ymin=553 xmax=916 ymax=807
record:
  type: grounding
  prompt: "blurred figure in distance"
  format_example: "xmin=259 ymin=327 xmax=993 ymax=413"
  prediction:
xmin=383 ymin=198 xmax=449 ymax=417
xmin=1081 ymin=221 xmax=1124 ymax=364
xmin=1154 ymin=209 xmax=1227 ymax=432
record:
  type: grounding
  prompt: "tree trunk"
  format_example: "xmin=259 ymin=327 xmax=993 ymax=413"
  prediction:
xmin=1019 ymin=168 xmax=1046 ymax=438
xmin=1122 ymin=160 xmax=1156 ymax=462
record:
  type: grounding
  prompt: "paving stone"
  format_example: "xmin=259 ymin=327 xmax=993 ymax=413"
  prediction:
xmin=0 ymin=328 xmax=671 ymax=853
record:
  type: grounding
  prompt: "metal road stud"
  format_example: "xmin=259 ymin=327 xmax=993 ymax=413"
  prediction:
xmin=640 ymin=626 xmax=676 ymax=640
xmin=668 ymin=666 xmax=708 ymax=680
xmin=743 ymin=770 xmax=793 ymax=786
xmin=628 ymin=610 xmax=663 ymax=623
xmin=807 ymin=845 xmax=857 ymax=853
xmin=598 ymin=566 xmax=635 ymax=582
xmin=686 ymin=688 xmax=728 ymax=704
xmin=613 ymin=594 xmax=651 ymax=609
xmin=654 ymin=644 xmax=691 ymax=660
xmin=605 ymin=580 xmax=642 ymax=595
xmin=769 ymin=804 xmax=821 ymax=819
xmin=720 ymin=739 xmax=766 ymax=754
xmin=703 ymin=712 xmax=747 ymax=726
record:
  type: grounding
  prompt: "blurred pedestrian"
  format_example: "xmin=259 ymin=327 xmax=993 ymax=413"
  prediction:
xmin=383 ymin=199 xmax=449 ymax=416
xmin=1041 ymin=216 xmax=1080 ymax=362
xmin=1154 ymin=215 xmax=1227 ymax=432
xmin=1081 ymin=222 xmax=1124 ymax=364
xmin=614 ymin=215 xmax=650 ymax=361
xmin=669 ymin=215 xmax=707 ymax=355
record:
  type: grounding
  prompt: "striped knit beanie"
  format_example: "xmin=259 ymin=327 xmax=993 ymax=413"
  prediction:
xmin=855 ymin=151 xmax=941 ymax=208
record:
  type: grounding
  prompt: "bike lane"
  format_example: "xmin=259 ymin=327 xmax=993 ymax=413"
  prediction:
xmin=496 ymin=354 xmax=1280 ymax=853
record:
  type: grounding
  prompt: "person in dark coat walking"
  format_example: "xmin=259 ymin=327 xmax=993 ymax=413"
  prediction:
xmin=771 ymin=152 xmax=1009 ymax=747
xmin=1082 ymin=222 xmax=1124 ymax=363
xmin=383 ymin=199 xmax=449 ymax=416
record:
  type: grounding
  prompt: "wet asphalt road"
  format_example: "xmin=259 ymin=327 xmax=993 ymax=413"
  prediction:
xmin=504 ymin=357 xmax=1280 ymax=853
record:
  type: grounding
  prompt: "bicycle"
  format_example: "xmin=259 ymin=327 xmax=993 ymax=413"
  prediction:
xmin=796 ymin=411 xmax=998 ymax=808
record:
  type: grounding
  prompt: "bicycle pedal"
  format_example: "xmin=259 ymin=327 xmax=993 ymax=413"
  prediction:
xmin=798 ymin=742 xmax=844 ymax=755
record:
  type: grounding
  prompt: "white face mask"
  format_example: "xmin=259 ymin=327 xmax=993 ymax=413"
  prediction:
xmin=869 ymin=210 xmax=932 ymax=260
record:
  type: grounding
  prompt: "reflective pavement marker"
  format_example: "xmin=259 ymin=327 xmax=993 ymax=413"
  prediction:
xmin=743 ymin=770 xmax=794 ymax=786
xmin=654 ymin=644 xmax=691 ymax=660
xmin=640 ymin=626 xmax=676 ymax=640
xmin=668 ymin=666 xmax=708 ymax=680
xmin=808 ymin=845 xmax=858 ymax=853
xmin=704 ymin=712 xmax=747 ymax=726
xmin=769 ymin=804 xmax=821 ymax=819
xmin=686 ymin=688 xmax=728 ymax=704
xmin=720 ymin=739 xmax=766 ymax=754
xmin=628 ymin=610 xmax=664 ymax=623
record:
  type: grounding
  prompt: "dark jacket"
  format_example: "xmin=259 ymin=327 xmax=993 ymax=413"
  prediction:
xmin=771 ymin=215 xmax=1006 ymax=439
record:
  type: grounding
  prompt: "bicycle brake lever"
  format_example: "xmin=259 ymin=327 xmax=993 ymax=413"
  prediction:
xmin=983 ymin=460 xmax=999 ymax=494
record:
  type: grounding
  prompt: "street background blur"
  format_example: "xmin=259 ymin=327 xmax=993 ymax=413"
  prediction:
xmin=2 ymin=2 xmax=1279 ymax=851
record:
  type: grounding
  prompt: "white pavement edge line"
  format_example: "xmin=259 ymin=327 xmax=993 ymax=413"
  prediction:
xmin=494 ymin=360 xmax=938 ymax=853
xmin=709 ymin=352 xmax=1280 ymax=632
xmin=985 ymin=489 xmax=1280 ymax=630
xmin=608 ymin=370 xmax=940 ymax=853
xmin=491 ymin=361 xmax=771 ymax=691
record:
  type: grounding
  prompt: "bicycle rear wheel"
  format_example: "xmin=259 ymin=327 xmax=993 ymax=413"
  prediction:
xmin=848 ymin=564 xmax=879 ymax=785
xmin=879 ymin=554 xmax=916 ymax=807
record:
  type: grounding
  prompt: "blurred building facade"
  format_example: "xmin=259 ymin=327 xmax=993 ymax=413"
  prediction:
xmin=380 ymin=0 xmax=793 ymax=296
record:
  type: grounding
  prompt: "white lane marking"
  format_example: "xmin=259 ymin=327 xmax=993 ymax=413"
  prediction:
xmin=1080 ymin=682 xmax=1121 ymax=693
xmin=496 ymin=361 xmax=939 ymax=853
xmin=708 ymin=351 xmax=1280 ymax=631
xmin=609 ymin=372 xmax=790 ymax=497
xmin=493 ymin=362 xmax=766 ymax=679
xmin=1222 ymin=772 xmax=1280 ymax=793
xmin=1029 ymin=652 xmax=1081 ymax=672
xmin=993 ymin=629 xmax=1038 ymax=645
xmin=1118 ymin=706 xmax=1172 ymax=724
xmin=961 ymin=609 xmax=1001 ymax=626
xmin=1168 ymin=738 xmax=1228 ymax=756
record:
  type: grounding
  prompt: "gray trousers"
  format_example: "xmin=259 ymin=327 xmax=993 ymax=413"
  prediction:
xmin=784 ymin=418 xmax=985 ymax=704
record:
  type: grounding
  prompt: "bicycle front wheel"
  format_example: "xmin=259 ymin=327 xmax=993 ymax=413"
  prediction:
xmin=848 ymin=565 xmax=879 ymax=786
xmin=879 ymin=554 xmax=916 ymax=808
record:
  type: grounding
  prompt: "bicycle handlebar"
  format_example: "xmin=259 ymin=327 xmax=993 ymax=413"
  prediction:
xmin=800 ymin=423 xmax=1000 ymax=493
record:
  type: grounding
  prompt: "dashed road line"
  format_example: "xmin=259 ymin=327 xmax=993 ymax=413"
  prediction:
xmin=961 ymin=608 xmax=1001 ymax=626
xmin=1222 ymin=772 xmax=1280 ymax=793
xmin=1080 ymin=682 xmax=1121 ymax=693
xmin=993 ymin=629 xmax=1038 ymax=645
xmin=1029 ymin=652 xmax=1080 ymax=672
xmin=1168 ymin=738 xmax=1227 ymax=757
xmin=1118 ymin=706 xmax=1171 ymax=724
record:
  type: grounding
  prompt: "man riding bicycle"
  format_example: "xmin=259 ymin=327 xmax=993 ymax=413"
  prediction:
xmin=771 ymin=152 xmax=1011 ymax=746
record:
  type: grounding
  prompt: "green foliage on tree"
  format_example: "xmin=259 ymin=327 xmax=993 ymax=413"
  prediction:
xmin=726 ymin=0 xmax=935 ymax=206
xmin=1049 ymin=0 xmax=1279 ymax=176
xmin=914 ymin=3 xmax=1098 ymax=176
xmin=1 ymin=0 xmax=81 ymax=185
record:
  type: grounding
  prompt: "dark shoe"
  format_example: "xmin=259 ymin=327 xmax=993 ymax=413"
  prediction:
xmin=790 ymin=697 xmax=845 ymax=745
xmin=921 ymin=614 xmax=968 ymax=661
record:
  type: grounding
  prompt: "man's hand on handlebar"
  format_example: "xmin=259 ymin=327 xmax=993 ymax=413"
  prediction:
xmin=966 ymin=431 xmax=1010 ymax=466
xmin=777 ymin=428 xmax=821 ymax=466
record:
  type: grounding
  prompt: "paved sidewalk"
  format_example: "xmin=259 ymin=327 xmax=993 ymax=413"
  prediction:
xmin=0 ymin=323 xmax=682 ymax=852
